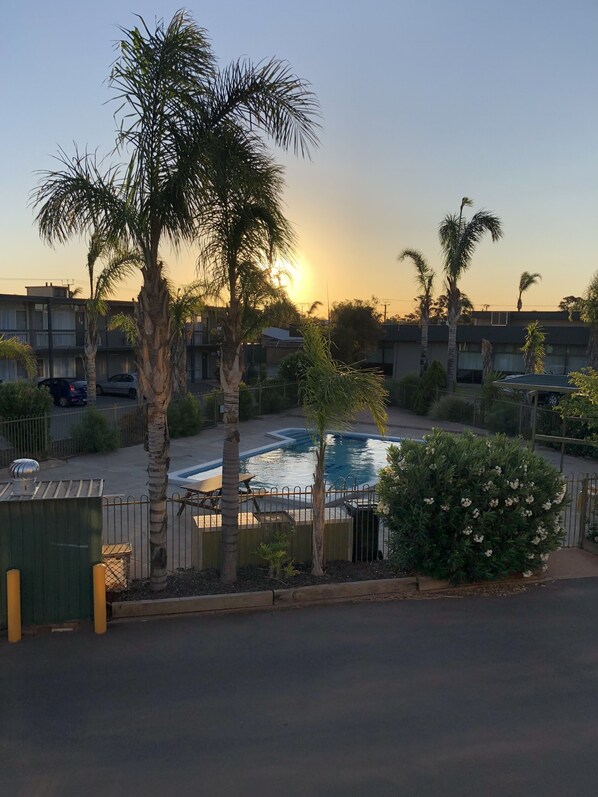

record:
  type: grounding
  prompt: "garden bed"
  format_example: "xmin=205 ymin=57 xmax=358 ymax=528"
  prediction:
xmin=117 ymin=560 xmax=408 ymax=602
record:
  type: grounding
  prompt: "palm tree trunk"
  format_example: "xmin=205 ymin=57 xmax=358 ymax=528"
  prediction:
xmin=446 ymin=316 xmax=458 ymax=391
xmin=84 ymin=313 xmax=98 ymax=405
xmin=172 ymin=336 xmax=188 ymax=395
xmin=311 ymin=440 xmax=325 ymax=576
xmin=136 ymin=268 xmax=172 ymax=592
xmin=420 ymin=314 xmax=429 ymax=375
xmin=219 ymin=301 xmax=243 ymax=584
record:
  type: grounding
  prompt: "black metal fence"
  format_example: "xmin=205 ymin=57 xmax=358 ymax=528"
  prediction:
xmin=102 ymin=474 xmax=594 ymax=582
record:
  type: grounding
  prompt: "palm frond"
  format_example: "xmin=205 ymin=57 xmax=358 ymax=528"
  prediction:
xmin=0 ymin=336 xmax=37 ymax=379
xmin=108 ymin=312 xmax=139 ymax=346
xmin=518 ymin=271 xmax=542 ymax=292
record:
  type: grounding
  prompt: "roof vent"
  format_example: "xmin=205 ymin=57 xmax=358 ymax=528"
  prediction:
xmin=9 ymin=459 xmax=40 ymax=497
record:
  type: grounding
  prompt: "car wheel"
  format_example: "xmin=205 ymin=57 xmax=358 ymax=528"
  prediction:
xmin=129 ymin=388 xmax=137 ymax=400
xmin=58 ymin=396 xmax=69 ymax=408
xmin=96 ymin=386 xmax=104 ymax=396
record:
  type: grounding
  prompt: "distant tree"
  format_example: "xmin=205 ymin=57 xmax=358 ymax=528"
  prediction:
xmin=169 ymin=283 xmax=205 ymax=395
xmin=481 ymin=338 xmax=494 ymax=382
xmin=430 ymin=293 xmax=474 ymax=325
xmin=398 ymin=249 xmax=435 ymax=374
xmin=517 ymin=271 xmax=542 ymax=312
xmin=329 ymin=298 xmax=381 ymax=364
xmin=559 ymin=295 xmax=583 ymax=321
xmin=298 ymin=321 xmax=387 ymax=575
xmin=439 ymin=197 xmax=503 ymax=391
xmin=581 ymin=272 xmax=598 ymax=369
xmin=521 ymin=321 xmax=546 ymax=374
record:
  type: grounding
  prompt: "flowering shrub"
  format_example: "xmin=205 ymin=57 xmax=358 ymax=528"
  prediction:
xmin=377 ymin=430 xmax=568 ymax=584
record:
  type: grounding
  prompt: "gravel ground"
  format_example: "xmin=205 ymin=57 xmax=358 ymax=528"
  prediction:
xmin=118 ymin=560 xmax=408 ymax=601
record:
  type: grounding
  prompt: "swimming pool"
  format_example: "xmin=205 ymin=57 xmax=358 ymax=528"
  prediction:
xmin=169 ymin=427 xmax=403 ymax=490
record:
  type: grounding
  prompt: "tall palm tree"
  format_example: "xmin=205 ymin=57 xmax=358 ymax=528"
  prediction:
xmin=198 ymin=133 xmax=296 ymax=584
xmin=32 ymin=11 xmax=319 ymax=591
xmin=398 ymin=249 xmax=435 ymax=374
xmin=521 ymin=321 xmax=546 ymax=374
xmin=517 ymin=271 xmax=542 ymax=312
xmin=581 ymin=272 xmax=598 ymax=369
xmin=84 ymin=232 xmax=138 ymax=404
xmin=169 ymin=283 xmax=205 ymax=395
xmin=299 ymin=322 xmax=387 ymax=576
xmin=0 ymin=337 xmax=37 ymax=379
xmin=439 ymin=197 xmax=503 ymax=391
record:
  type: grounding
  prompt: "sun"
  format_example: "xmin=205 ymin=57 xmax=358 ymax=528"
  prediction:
xmin=272 ymin=258 xmax=301 ymax=297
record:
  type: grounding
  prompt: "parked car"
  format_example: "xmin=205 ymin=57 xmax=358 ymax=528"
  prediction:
xmin=38 ymin=378 xmax=88 ymax=407
xmin=96 ymin=373 xmax=139 ymax=399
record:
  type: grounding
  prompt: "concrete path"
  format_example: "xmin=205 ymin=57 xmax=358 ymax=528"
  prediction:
xmin=1 ymin=405 xmax=594 ymax=496
xmin=4 ymin=578 xmax=598 ymax=796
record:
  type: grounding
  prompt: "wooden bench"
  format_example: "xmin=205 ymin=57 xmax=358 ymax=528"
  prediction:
xmin=175 ymin=473 xmax=263 ymax=515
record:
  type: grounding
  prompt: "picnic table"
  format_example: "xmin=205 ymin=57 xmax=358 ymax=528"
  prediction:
xmin=175 ymin=473 xmax=264 ymax=516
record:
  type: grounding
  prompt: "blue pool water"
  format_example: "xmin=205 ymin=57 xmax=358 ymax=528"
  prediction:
xmin=169 ymin=428 xmax=403 ymax=490
xmin=238 ymin=429 xmax=400 ymax=489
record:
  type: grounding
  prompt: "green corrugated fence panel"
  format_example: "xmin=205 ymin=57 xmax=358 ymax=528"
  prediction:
xmin=0 ymin=497 xmax=102 ymax=628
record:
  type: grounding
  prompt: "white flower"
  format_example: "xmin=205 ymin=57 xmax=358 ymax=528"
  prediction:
xmin=423 ymin=497 xmax=435 ymax=505
xmin=554 ymin=484 xmax=567 ymax=504
xmin=522 ymin=570 xmax=533 ymax=578
xmin=509 ymin=479 xmax=520 ymax=490
xmin=505 ymin=497 xmax=514 ymax=507
xmin=377 ymin=501 xmax=389 ymax=515
xmin=525 ymin=495 xmax=534 ymax=504
xmin=429 ymin=463 xmax=437 ymax=470
xmin=527 ymin=554 xmax=536 ymax=560
xmin=482 ymin=480 xmax=494 ymax=492
xmin=440 ymin=504 xmax=450 ymax=512
xmin=474 ymin=534 xmax=484 ymax=543
xmin=532 ymin=536 xmax=540 ymax=545
xmin=540 ymin=553 xmax=549 ymax=562
xmin=472 ymin=508 xmax=480 ymax=519
xmin=512 ymin=496 xmax=519 ymax=504
xmin=489 ymin=498 xmax=499 ymax=508
xmin=542 ymin=501 xmax=552 ymax=510
xmin=485 ymin=549 xmax=493 ymax=557
xmin=461 ymin=498 xmax=472 ymax=508
xmin=494 ymin=466 xmax=502 ymax=475
xmin=462 ymin=526 xmax=473 ymax=536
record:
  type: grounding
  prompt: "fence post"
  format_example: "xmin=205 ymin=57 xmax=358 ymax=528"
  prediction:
xmin=578 ymin=476 xmax=589 ymax=546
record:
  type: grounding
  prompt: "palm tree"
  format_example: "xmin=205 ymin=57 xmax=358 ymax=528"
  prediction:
xmin=198 ymin=133 xmax=296 ymax=584
xmin=169 ymin=283 xmax=205 ymax=395
xmin=398 ymin=249 xmax=435 ymax=374
xmin=517 ymin=271 xmax=542 ymax=312
xmin=439 ymin=197 xmax=503 ymax=391
xmin=32 ymin=11 xmax=319 ymax=592
xmin=521 ymin=321 xmax=546 ymax=374
xmin=299 ymin=322 xmax=387 ymax=576
xmin=84 ymin=232 xmax=138 ymax=404
xmin=581 ymin=272 xmax=598 ymax=369
xmin=0 ymin=337 xmax=37 ymax=379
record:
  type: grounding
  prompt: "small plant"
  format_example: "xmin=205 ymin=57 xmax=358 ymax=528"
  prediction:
xmin=412 ymin=361 xmax=446 ymax=415
xmin=257 ymin=530 xmax=298 ymax=579
xmin=168 ymin=393 xmax=202 ymax=438
xmin=72 ymin=407 xmax=120 ymax=453
xmin=377 ymin=429 xmax=567 ymax=584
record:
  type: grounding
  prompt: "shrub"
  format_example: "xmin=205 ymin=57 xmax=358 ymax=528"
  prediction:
xmin=257 ymin=530 xmax=298 ymax=579
xmin=168 ymin=393 xmax=202 ymax=438
xmin=428 ymin=395 xmax=475 ymax=424
xmin=259 ymin=378 xmax=296 ymax=414
xmin=484 ymin=402 xmax=521 ymax=435
xmin=72 ymin=407 xmax=120 ymax=453
xmin=0 ymin=382 xmax=53 ymax=456
xmin=412 ymin=361 xmax=446 ymax=415
xmin=387 ymin=373 xmax=420 ymax=410
xmin=377 ymin=430 xmax=567 ymax=584
xmin=201 ymin=391 xmax=221 ymax=425
xmin=239 ymin=384 xmax=256 ymax=421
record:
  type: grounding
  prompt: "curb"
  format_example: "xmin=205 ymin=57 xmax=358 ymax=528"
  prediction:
xmin=110 ymin=572 xmax=544 ymax=621
xmin=111 ymin=577 xmax=418 ymax=619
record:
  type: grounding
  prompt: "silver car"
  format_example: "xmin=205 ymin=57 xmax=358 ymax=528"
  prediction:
xmin=96 ymin=373 xmax=139 ymax=399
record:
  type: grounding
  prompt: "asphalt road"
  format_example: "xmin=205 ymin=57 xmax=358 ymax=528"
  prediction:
xmin=3 ymin=579 xmax=598 ymax=796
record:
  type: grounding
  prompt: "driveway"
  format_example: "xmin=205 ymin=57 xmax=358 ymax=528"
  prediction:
xmin=2 ymin=579 xmax=598 ymax=796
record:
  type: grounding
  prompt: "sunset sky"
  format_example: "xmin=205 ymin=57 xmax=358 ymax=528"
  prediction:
xmin=1 ymin=0 xmax=597 ymax=317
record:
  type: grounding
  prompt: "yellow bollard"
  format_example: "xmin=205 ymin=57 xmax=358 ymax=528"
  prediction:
xmin=93 ymin=563 xmax=107 ymax=635
xmin=7 ymin=569 xmax=21 ymax=643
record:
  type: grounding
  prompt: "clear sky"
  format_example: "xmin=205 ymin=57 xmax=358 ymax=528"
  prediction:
xmin=1 ymin=0 xmax=597 ymax=316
